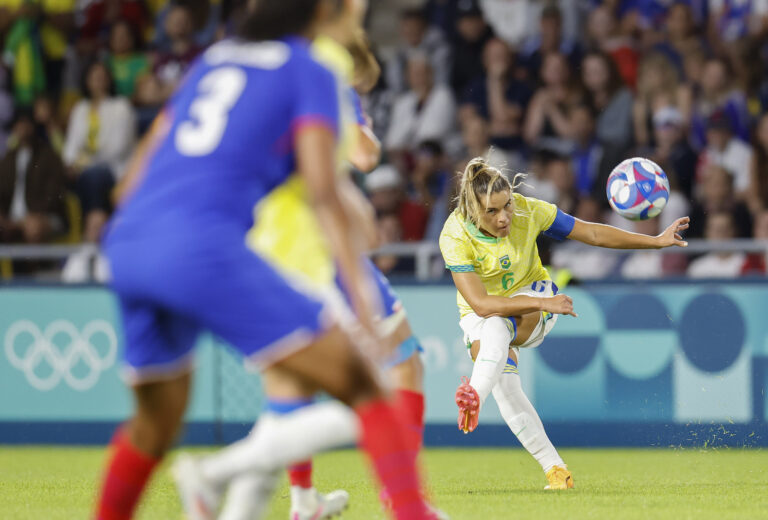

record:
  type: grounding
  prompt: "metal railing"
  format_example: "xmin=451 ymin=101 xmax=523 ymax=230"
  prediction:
xmin=1 ymin=239 xmax=767 ymax=281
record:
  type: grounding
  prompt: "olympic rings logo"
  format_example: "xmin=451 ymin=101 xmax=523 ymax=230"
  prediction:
xmin=4 ymin=320 xmax=117 ymax=391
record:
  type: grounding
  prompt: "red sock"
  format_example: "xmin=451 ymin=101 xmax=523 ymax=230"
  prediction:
xmin=287 ymin=460 xmax=313 ymax=488
xmin=394 ymin=390 xmax=425 ymax=455
xmin=95 ymin=429 xmax=160 ymax=520
xmin=356 ymin=399 xmax=429 ymax=520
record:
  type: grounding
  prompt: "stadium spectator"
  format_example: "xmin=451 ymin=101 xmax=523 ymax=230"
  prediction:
xmin=133 ymin=72 xmax=165 ymax=135
xmin=460 ymin=38 xmax=531 ymax=153
xmin=409 ymin=141 xmax=452 ymax=240
xmin=697 ymin=110 xmax=752 ymax=199
xmin=0 ymin=110 xmax=67 ymax=244
xmin=689 ymin=164 xmax=752 ymax=239
xmin=152 ymin=4 xmax=201 ymax=100
xmin=569 ymin=104 xmax=603 ymax=196
xmin=653 ymin=2 xmax=701 ymax=75
xmin=648 ymin=105 xmax=697 ymax=199
xmin=457 ymin=113 xmax=524 ymax=175
xmin=1 ymin=2 xmax=47 ymax=106
xmin=79 ymin=0 xmax=147 ymax=53
xmin=580 ymin=50 xmax=634 ymax=151
xmin=385 ymin=7 xmax=451 ymax=94
xmin=373 ymin=211 xmax=405 ymax=275
xmin=366 ymin=164 xmax=428 ymax=243
xmin=152 ymin=0 xmax=221 ymax=49
xmin=523 ymin=51 xmax=582 ymax=154
xmin=741 ymin=210 xmax=768 ymax=274
xmin=106 ymin=20 xmax=149 ymax=99
xmin=747 ymin=113 xmax=768 ymax=215
xmin=424 ymin=0 xmax=459 ymax=39
xmin=620 ymin=217 xmax=688 ymax=278
xmin=0 ymin=68 xmax=15 ymax=156
xmin=689 ymin=57 xmax=750 ymax=149
xmin=687 ymin=212 xmax=746 ymax=278
xmin=585 ymin=4 xmax=639 ymax=88
xmin=632 ymin=52 xmax=692 ymax=149
xmin=385 ymin=52 xmax=456 ymax=159
xmin=33 ymin=95 xmax=64 ymax=153
xmin=520 ymin=3 xmax=581 ymax=79
xmin=620 ymin=219 xmax=663 ymax=279
xmin=38 ymin=0 xmax=77 ymax=97
xmin=63 ymin=61 xmax=136 ymax=245
xmin=707 ymin=0 xmax=768 ymax=50
xmin=449 ymin=0 xmax=493 ymax=96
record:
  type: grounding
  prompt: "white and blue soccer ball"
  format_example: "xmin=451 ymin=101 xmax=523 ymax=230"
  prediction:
xmin=606 ymin=157 xmax=670 ymax=221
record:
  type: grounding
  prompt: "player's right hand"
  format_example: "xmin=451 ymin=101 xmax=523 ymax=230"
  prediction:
xmin=544 ymin=294 xmax=577 ymax=317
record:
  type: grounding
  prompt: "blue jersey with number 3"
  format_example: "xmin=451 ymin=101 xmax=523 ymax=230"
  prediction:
xmin=108 ymin=37 xmax=339 ymax=243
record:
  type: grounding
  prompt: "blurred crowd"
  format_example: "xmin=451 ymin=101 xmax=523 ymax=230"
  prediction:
xmin=0 ymin=0 xmax=238 ymax=278
xmin=365 ymin=0 xmax=768 ymax=280
xmin=0 ymin=0 xmax=767 ymax=281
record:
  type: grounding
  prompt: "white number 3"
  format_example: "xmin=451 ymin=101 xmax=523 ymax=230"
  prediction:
xmin=175 ymin=67 xmax=247 ymax=156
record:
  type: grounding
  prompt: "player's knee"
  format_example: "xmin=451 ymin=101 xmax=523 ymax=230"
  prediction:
xmin=479 ymin=317 xmax=513 ymax=356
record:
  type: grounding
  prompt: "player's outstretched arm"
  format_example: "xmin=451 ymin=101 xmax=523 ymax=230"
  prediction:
xmin=452 ymin=271 xmax=577 ymax=318
xmin=567 ymin=216 xmax=690 ymax=250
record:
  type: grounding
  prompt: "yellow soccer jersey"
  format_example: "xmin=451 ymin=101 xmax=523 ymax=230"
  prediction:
xmin=439 ymin=193 xmax=574 ymax=317
xmin=247 ymin=36 xmax=359 ymax=288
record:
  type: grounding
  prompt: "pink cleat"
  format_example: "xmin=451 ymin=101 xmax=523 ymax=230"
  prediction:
xmin=455 ymin=376 xmax=479 ymax=433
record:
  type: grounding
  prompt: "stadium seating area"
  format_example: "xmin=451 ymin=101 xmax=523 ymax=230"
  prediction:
xmin=0 ymin=0 xmax=767 ymax=281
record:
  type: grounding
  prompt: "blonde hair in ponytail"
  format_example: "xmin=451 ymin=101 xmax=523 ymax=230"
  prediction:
xmin=456 ymin=156 xmax=525 ymax=224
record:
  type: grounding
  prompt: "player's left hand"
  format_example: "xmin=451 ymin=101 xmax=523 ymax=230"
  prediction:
xmin=656 ymin=216 xmax=690 ymax=248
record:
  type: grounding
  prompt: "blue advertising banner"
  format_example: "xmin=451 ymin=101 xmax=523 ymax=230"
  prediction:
xmin=1 ymin=283 xmax=766 ymax=446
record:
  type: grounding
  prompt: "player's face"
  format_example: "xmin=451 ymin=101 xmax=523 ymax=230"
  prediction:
xmin=478 ymin=189 xmax=513 ymax=237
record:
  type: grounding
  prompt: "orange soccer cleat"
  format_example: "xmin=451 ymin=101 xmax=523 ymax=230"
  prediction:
xmin=455 ymin=376 xmax=480 ymax=434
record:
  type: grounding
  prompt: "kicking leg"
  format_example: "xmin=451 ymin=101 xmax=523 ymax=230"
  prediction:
xmin=185 ymin=325 xmax=431 ymax=519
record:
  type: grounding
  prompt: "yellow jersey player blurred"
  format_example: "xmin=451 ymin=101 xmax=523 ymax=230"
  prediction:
xmin=439 ymin=157 xmax=690 ymax=490
xmin=209 ymin=8 xmax=443 ymax=520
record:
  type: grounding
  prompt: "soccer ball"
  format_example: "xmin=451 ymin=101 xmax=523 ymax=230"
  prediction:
xmin=606 ymin=157 xmax=670 ymax=220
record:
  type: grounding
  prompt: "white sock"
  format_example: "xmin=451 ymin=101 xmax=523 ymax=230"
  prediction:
xmin=199 ymin=401 xmax=358 ymax=486
xmin=218 ymin=469 xmax=280 ymax=520
xmin=470 ymin=316 xmax=514 ymax=406
xmin=492 ymin=371 xmax=564 ymax=472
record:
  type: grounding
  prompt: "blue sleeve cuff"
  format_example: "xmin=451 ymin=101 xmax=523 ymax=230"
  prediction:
xmin=446 ymin=264 xmax=475 ymax=272
xmin=543 ymin=209 xmax=575 ymax=241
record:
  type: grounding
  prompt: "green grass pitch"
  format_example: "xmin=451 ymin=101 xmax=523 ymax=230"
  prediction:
xmin=1 ymin=446 xmax=767 ymax=519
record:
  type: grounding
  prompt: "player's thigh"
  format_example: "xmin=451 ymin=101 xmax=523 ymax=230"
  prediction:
xmin=469 ymin=340 xmax=518 ymax=366
xmin=270 ymin=324 xmax=383 ymax=407
xmin=510 ymin=311 xmax=541 ymax=347
xmin=262 ymin=366 xmax=319 ymax=399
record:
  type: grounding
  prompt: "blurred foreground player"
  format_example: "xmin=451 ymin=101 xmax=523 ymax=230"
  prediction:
xmin=198 ymin=19 xmax=439 ymax=520
xmin=439 ymin=158 xmax=690 ymax=489
xmin=93 ymin=1 xmax=435 ymax=519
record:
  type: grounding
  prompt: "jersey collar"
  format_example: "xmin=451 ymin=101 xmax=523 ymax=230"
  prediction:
xmin=465 ymin=218 xmax=500 ymax=244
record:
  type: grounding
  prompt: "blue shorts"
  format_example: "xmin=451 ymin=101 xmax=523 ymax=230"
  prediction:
xmin=105 ymin=232 xmax=331 ymax=382
xmin=336 ymin=257 xmax=402 ymax=319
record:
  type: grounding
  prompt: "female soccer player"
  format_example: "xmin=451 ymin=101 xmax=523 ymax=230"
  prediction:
xmin=439 ymin=157 xmax=689 ymax=490
xmin=93 ymin=1 xmax=436 ymax=519
xmin=206 ymin=16 xmax=437 ymax=520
